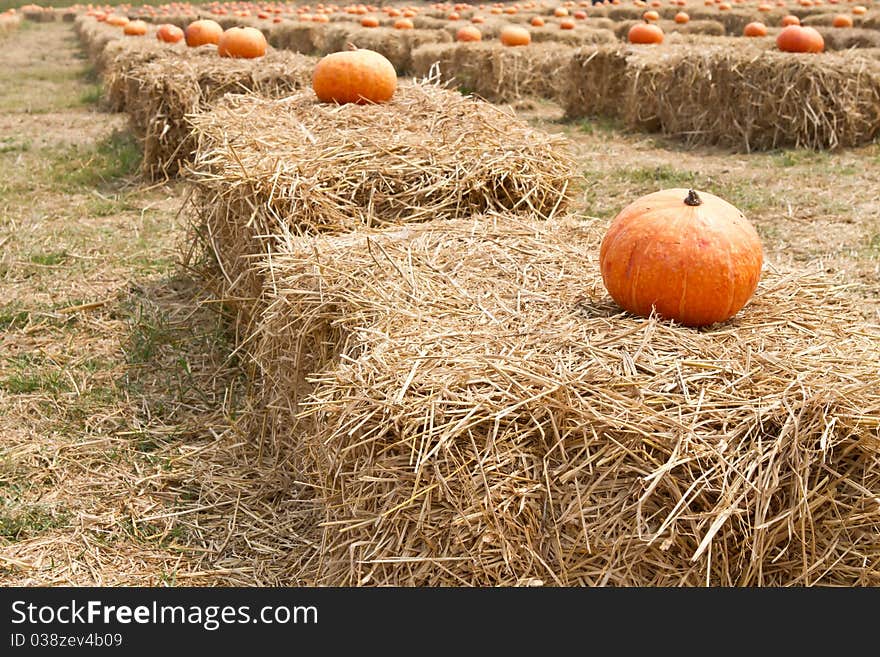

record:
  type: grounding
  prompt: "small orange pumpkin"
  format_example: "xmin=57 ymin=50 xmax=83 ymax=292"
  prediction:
xmin=393 ymin=17 xmax=414 ymax=29
xmin=456 ymin=25 xmax=482 ymax=41
xmin=185 ymin=19 xmax=223 ymax=47
xmin=599 ymin=189 xmax=763 ymax=327
xmin=643 ymin=9 xmax=660 ymax=21
xmin=156 ymin=23 xmax=185 ymax=43
xmin=312 ymin=49 xmax=398 ymax=104
xmin=499 ymin=25 xmax=531 ymax=46
xmin=780 ymin=14 xmax=800 ymax=26
xmin=743 ymin=21 xmax=767 ymax=36
xmin=628 ymin=22 xmax=664 ymax=44
xmin=831 ymin=13 xmax=853 ymax=27
xmin=123 ymin=19 xmax=148 ymax=36
xmin=674 ymin=11 xmax=689 ymax=23
xmin=217 ymin=26 xmax=267 ymax=58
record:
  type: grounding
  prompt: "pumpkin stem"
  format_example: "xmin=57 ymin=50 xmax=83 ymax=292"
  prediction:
xmin=684 ymin=189 xmax=702 ymax=207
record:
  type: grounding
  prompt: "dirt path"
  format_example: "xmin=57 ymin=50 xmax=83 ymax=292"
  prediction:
xmin=0 ymin=21 xmax=317 ymax=586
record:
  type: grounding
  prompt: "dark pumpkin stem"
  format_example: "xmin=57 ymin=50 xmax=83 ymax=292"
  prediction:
xmin=684 ymin=189 xmax=702 ymax=207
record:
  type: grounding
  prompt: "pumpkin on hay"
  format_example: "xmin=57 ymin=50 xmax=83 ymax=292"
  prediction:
xmin=776 ymin=24 xmax=824 ymax=52
xmin=218 ymin=26 xmax=267 ymax=58
xmin=500 ymin=25 xmax=531 ymax=46
xmin=156 ymin=23 xmax=185 ymax=43
xmin=312 ymin=48 xmax=398 ymax=104
xmin=123 ymin=19 xmax=148 ymax=36
xmin=628 ymin=21 xmax=664 ymax=44
xmin=599 ymin=188 xmax=763 ymax=327
xmin=185 ymin=19 xmax=223 ymax=47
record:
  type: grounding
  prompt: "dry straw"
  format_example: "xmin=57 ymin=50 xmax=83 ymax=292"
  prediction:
xmin=564 ymin=43 xmax=880 ymax=150
xmin=185 ymin=80 xmax=575 ymax=323
xmin=410 ymin=41 xmax=578 ymax=103
xmin=249 ymin=213 xmax=880 ymax=586
xmin=316 ymin=25 xmax=452 ymax=73
xmin=123 ymin=47 xmax=315 ymax=180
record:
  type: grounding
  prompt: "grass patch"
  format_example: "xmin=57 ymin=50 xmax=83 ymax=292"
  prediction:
xmin=0 ymin=136 xmax=29 ymax=154
xmin=49 ymin=130 xmax=142 ymax=191
xmin=0 ymin=305 xmax=30 ymax=330
xmin=28 ymin=250 xmax=68 ymax=267
xmin=0 ymin=503 xmax=68 ymax=540
xmin=576 ymin=116 xmax=624 ymax=136
xmin=78 ymin=83 xmax=103 ymax=106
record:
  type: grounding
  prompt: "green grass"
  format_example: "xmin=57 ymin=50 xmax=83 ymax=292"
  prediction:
xmin=0 ymin=305 xmax=30 ymax=331
xmin=0 ymin=503 xmax=68 ymax=540
xmin=78 ymin=83 xmax=103 ymax=106
xmin=28 ymin=250 xmax=68 ymax=267
xmin=576 ymin=117 xmax=624 ymax=136
xmin=50 ymin=131 xmax=142 ymax=190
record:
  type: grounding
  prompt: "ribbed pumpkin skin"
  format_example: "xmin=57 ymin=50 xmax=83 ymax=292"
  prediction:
xmin=599 ymin=188 xmax=763 ymax=327
xmin=312 ymin=50 xmax=397 ymax=104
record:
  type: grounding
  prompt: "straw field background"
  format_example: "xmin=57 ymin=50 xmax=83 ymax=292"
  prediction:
xmin=0 ymin=1 xmax=879 ymax=587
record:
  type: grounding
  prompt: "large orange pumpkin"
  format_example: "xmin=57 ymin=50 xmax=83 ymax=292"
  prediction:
xmin=157 ymin=23 xmax=185 ymax=43
xmin=185 ymin=19 xmax=223 ymax=47
xmin=599 ymin=189 xmax=763 ymax=327
xmin=499 ymin=25 xmax=531 ymax=46
xmin=312 ymin=49 xmax=398 ymax=104
xmin=217 ymin=26 xmax=267 ymax=58
xmin=776 ymin=24 xmax=824 ymax=52
xmin=628 ymin=22 xmax=664 ymax=44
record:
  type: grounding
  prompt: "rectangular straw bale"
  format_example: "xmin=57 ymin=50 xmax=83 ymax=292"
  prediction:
xmin=101 ymin=36 xmax=187 ymax=112
xmin=185 ymin=82 xmax=575 ymax=321
xmin=124 ymin=48 xmax=316 ymax=180
xmin=638 ymin=46 xmax=880 ymax=150
xmin=562 ymin=44 xmax=638 ymax=119
xmin=316 ymin=25 xmax=451 ymax=73
xmin=411 ymin=41 xmax=576 ymax=103
xmin=818 ymin=27 xmax=880 ymax=50
xmin=251 ymin=213 xmax=880 ymax=586
xmin=268 ymin=20 xmax=327 ymax=54
xmin=528 ymin=25 xmax=617 ymax=46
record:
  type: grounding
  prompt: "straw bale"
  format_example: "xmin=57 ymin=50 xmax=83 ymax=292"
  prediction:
xmin=687 ymin=10 xmax=756 ymax=34
xmin=23 ymin=8 xmax=55 ymax=22
xmin=251 ymin=213 xmax=880 ymax=586
xmin=607 ymin=7 xmax=646 ymax=22
xmin=562 ymin=44 xmax=642 ymax=120
xmin=316 ymin=25 xmax=451 ymax=73
xmin=185 ymin=82 xmax=575 ymax=319
xmin=124 ymin=48 xmax=316 ymax=180
xmin=528 ymin=25 xmax=617 ymax=46
xmin=411 ymin=41 xmax=576 ymax=103
xmin=268 ymin=21 xmax=327 ymax=54
xmin=101 ymin=37 xmax=186 ymax=112
xmin=634 ymin=45 xmax=880 ymax=150
xmin=818 ymin=27 xmax=880 ymax=51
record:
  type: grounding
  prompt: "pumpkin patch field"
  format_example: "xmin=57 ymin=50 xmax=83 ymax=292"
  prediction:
xmin=1 ymin=0 xmax=879 ymax=588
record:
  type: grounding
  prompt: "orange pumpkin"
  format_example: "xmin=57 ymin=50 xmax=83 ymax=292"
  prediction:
xmin=674 ymin=11 xmax=689 ymax=23
xmin=217 ymin=26 xmax=267 ymax=58
xmin=831 ymin=13 xmax=853 ymax=27
xmin=456 ymin=25 xmax=482 ymax=41
xmin=852 ymin=5 xmax=867 ymax=14
xmin=780 ymin=14 xmax=800 ymax=26
xmin=776 ymin=24 xmax=824 ymax=52
xmin=123 ymin=19 xmax=148 ymax=35
xmin=156 ymin=23 xmax=185 ymax=43
xmin=393 ymin=17 xmax=414 ymax=28
xmin=559 ymin=17 xmax=576 ymax=28
xmin=743 ymin=21 xmax=767 ymax=36
xmin=312 ymin=49 xmax=398 ymax=104
xmin=643 ymin=9 xmax=660 ymax=20
xmin=530 ymin=15 xmax=545 ymax=26
xmin=628 ymin=22 xmax=664 ymax=44
xmin=105 ymin=14 xmax=129 ymax=26
xmin=185 ymin=19 xmax=223 ymax=47
xmin=360 ymin=15 xmax=379 ymax=27
xmin=499 ymin=25 xmax=531 ymax=46
xmin=599 ymin=189 xmax=763 ymax=327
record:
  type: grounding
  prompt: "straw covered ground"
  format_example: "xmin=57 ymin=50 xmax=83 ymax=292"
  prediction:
xmin=185 ymin=81 xmax=575 ymax=323
xmin=564 ymin=43 xmax=880 ymax=150
xmin=248 ymin=213 xmax=880 ymax=586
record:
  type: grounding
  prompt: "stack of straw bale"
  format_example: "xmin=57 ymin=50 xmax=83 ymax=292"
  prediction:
xmin=185 ymin=81 xmax=575 ymax=325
